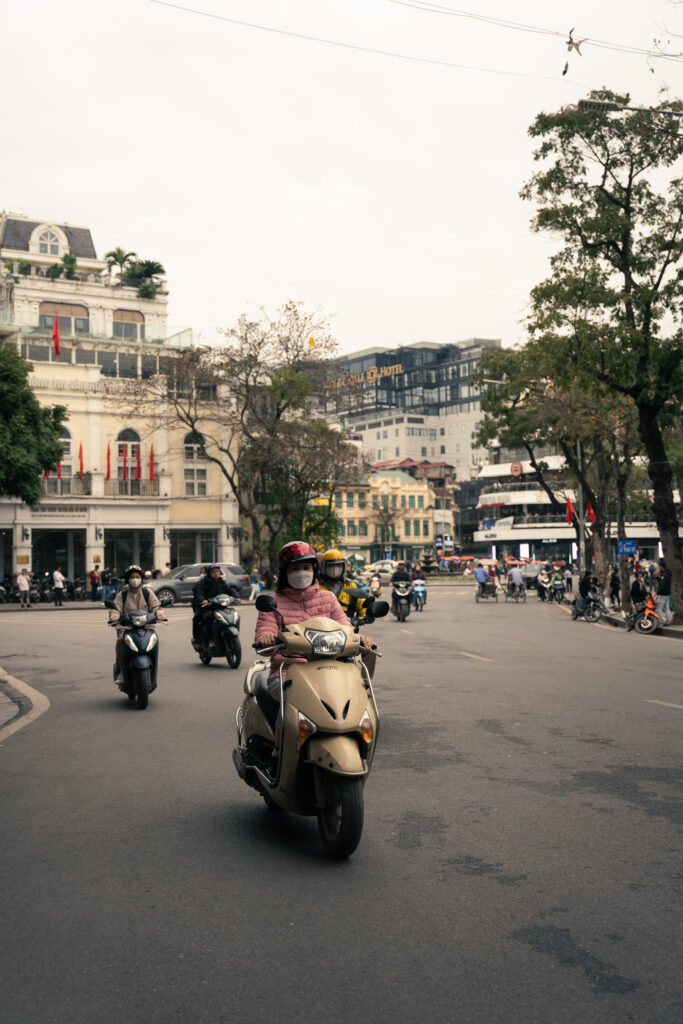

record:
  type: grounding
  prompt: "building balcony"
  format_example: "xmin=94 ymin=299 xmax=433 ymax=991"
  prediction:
xmin=104 ymin=480 xmax=160 ymax=497
xmin=41 ymin=476 xmax=91 ymax=497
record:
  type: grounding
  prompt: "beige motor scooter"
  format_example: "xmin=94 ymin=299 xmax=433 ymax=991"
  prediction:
xmin=233 ymin=593 xmax=388 ymax=859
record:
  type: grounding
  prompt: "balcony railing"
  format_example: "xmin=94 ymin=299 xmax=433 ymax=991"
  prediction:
xmin=41 ymin=477 xmax=91 ymax=497
xmin=104 ymin=480 xmax=160 ymax=497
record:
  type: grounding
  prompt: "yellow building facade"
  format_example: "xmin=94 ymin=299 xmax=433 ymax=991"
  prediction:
xmin=332 ymin=470 xmax=435 ymax=563
xmin=0 ymin=214 xmax=240 ymax=579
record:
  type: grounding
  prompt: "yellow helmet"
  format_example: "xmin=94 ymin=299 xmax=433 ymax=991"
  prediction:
xmin=320 ymin=548 xmax=345 ymax=580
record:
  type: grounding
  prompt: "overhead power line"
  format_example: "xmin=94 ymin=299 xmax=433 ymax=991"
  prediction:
xmin=149 ymin=0 xmax=583 ymax=84
xmin=389 ymin=0 xmax=683 ymax=64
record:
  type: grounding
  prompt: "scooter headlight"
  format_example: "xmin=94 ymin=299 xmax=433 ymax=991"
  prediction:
xmin=130 ymin=613 xmax=147 ymax=628
xmin=124 ymin=633 xmax=138 ymax=650
xmin=303 ymin=629 xmax=346 ymax=655
xmin=359 ymin=709 xmax=373 ymax=746
xmin=297 ymin=711 xmax=317 ymax=750
xmin=145 ymin=633 xmax=158 ymax=651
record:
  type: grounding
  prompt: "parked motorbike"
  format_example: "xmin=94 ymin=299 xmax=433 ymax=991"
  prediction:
xmin=392 ymin=580 xmax=413 ymax=622
xmin=39 ymin=573 xmax=53 ymax=602
xmin=71 ymin=576 xmax=88 ymax=601
xmin=192 ymin=593 xmax=242 ymax=668
xmin=233 ymin=594 xmax=389 ymax=858
xmin=412 ymin=579 xmax=426 ymax=611
xmin=626 ymin=593 xmax=661 ymax=635
xmin=105 ymin=598 xmax=171 ymax=709
xmin=571 ymin=588 xmax=609 ymax=623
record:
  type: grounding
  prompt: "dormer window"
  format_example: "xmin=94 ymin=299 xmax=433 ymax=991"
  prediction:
xmin=39 ymin=230 xmax=60 ymax=256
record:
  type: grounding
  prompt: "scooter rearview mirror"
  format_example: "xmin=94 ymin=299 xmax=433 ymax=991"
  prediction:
xmin=255 ymin=594 xmax=278 ymax=613
xmin=368 ymin=600 xmax=389 ymax=619
xmin=103 ymin=599 xmax=117 ymax=609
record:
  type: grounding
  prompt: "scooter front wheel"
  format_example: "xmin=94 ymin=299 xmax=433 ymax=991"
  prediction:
xmin=635 ymin=614 xmax=658 ymax=635
xmin=317 ymin=776 xmax=364 ymax=860
xmin=585 ymin=605 xmax=601 ymax=623
xmin=226 ymin=636 xmax=242 ymax=670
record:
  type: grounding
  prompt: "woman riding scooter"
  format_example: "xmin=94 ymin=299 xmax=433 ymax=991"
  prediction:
xmin=109 ymin=565 xmax=165 ymax=686
xmin=255 ymin=541 xmax=374 ymax=773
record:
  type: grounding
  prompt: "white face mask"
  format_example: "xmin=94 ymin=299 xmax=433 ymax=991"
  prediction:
xmin=326 ymin=565 xmax=343 ymax=579
xmin=288 ymin=569 xmax=314 ymax=590
xmin=129 ymin=578 xmax=142 ymax=588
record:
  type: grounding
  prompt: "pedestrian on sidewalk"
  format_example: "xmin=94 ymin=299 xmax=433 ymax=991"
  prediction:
xmin=89 ymin=565 xmax=100 ymax=601
xmin=655 ymin=559 xmax=672 ymax=625
xmin=248 ymin=564 xmax=261 ymax=601
xmin=16 ymin=567 xmax=31 ymax=608
xmin=53 ymin=565 xmax=65 ymax=607
xmin=608 ymin=565 xmax=621 ymax=608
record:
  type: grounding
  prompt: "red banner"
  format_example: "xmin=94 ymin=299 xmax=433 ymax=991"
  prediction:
xmin=122 ymin=444 xmax=128 ymax=480
xmin=78 ymin=443 xmax=84 ymax=481
xmin=106 ymin=443 xmax=111 ymax=480
xmin=565 ymin=497 xmax=574 ymax=525
xmin=52 ymin=315 xmax=60 ymax=357
xmin=149 ymin=445 xmax=155 ymax=482
xmin=135 ymin=444 xmax=141 ymax=481
xmin=57 ymin=462 xmax=62 ymax=480
xmin=586 ymin=501 xmax=596 ymax=524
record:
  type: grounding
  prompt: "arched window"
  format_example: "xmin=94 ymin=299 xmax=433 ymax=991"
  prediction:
xmin=39 ymin=230 xmax=60 ymax=256
xmin=39 ymin=302 xmax=89 ymax=336
xmin=183 ymin=432 xmax=207 ymax=496
xmin=117 ymin=429 xmax=140 ymax=494
xmin=113 ymin=309 xmax=145 ymax=341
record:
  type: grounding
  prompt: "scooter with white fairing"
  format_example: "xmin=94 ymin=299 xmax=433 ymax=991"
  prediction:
xmin=232 ymin=593 xmax=389 ymax=859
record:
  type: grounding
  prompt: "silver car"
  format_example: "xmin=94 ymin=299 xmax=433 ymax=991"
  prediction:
xmin=147 ymin=563 xmax=251 ymax=606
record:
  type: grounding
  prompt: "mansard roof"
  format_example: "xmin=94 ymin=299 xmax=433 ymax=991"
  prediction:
xmin=0 ymin=217 xmax=97 ymax=259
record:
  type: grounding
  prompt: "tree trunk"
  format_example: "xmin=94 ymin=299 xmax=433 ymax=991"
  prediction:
xmin=616 ymin=475 xmax=631 ymax=614
xmin=637 ymin=405 xmax=683 ymax=624
xmin=590 ymin=521 xmax=609 ymax=593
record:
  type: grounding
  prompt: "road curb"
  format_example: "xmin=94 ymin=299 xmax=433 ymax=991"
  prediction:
xmin=0 ymin=667 xmax=51 ymax=742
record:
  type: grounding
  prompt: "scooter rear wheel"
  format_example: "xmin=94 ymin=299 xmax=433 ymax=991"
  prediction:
xmin=585 ymin=605 xmax=601 ymax=623
xmin=317 ymin=776 xmax=364 ymax=859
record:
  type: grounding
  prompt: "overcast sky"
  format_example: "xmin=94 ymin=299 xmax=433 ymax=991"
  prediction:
xmin=4 ymin=0 xmax=680 ymax=354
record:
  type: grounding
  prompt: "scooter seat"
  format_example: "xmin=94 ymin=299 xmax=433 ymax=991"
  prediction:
xmin=255 ymin=675 xmax=279 ymax=729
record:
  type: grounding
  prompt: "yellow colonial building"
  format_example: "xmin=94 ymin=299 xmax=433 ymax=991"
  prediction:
xmin=0 ymin=213 xmax=240 ymax=579
xmin=332 ymin=469 xmax=435 ymax=563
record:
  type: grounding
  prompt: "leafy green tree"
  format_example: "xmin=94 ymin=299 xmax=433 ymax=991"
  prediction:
xmin=122 ymin=260 xmax=165 ymax=288
xmin=61 ymin=253 xmax=77 ymax=280
xmin=45 ymin=264 xmax=62 ymax=280
xmin=0 ymin=344 xmax=67 ymax=505
xmin=132 ymin=302 xmax=359 ymax=567
xmin=520 ymin=89 xmax=683 ymax=619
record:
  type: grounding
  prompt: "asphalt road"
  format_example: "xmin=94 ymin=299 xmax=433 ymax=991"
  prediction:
xmin=1 ymin=589 xmax=681 ymax=1024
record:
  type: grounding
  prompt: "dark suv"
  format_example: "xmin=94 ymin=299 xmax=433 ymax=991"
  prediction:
xmin=147 ymin=563 xmax=251 ymax=606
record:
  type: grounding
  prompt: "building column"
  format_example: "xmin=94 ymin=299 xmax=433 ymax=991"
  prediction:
xmin=154 ymin=525 xmax=171 ymax=572
xmin=13 ymin=518 xmax=32 ymax=575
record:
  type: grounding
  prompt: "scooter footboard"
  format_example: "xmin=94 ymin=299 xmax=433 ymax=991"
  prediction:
xmin=305 ymin=734 xmax=367 ymax=776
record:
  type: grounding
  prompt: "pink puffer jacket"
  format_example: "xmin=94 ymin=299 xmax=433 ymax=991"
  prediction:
xmin=255 ymin=582 xmax=350 ymax=673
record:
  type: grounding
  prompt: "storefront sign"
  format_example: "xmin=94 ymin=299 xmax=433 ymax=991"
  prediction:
xmin=29 ymin=376 xmax=146 ymax=396
xmin=32 ymin=505 xmax=88 ymax=518
xmin=16 ymin=554 xmax=29 ymax=563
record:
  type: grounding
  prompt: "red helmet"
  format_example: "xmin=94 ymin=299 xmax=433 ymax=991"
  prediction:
xmin=276 ymin=542 xmax=318 ymax=591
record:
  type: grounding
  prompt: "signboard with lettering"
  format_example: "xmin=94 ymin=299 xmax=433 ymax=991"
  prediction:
xmin=617 ymin=539 xmax=638 ymax=556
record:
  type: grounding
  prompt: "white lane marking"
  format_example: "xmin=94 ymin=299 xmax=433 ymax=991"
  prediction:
xmin=0 ymin=668 xmax=51 ymax=743
xmin=644 ymin=699 xmax=683 ymax=711
xmin=459 ymin=651 xmax=494 ymax=662
xmin=400 ymin=628 xmax=414 ymax=634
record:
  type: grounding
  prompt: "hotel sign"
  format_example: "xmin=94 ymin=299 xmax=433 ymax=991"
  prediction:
xmin=325 ymin=363 xmax=403 ymax=390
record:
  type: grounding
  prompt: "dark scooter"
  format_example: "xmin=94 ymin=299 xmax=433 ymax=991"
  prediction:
xmin=192 ymin=593 xmax=242 ymax=668
xmin=105 ymin=598 xmax=170 ymax=708
xmin=392 ymin=581 xmax=413 ymax=622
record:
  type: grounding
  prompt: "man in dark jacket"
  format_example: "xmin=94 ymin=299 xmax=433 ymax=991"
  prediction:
xmin=390 ymin=562 xmax=411 ymax=615
xmin=655 ymin=559 xmax=672 ymax=624
xmin=193 ymin=564 xmax=241 ymax=647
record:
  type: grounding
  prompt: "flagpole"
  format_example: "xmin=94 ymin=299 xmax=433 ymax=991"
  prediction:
xmin=577 ymin=439 xmax=585 ymax=575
